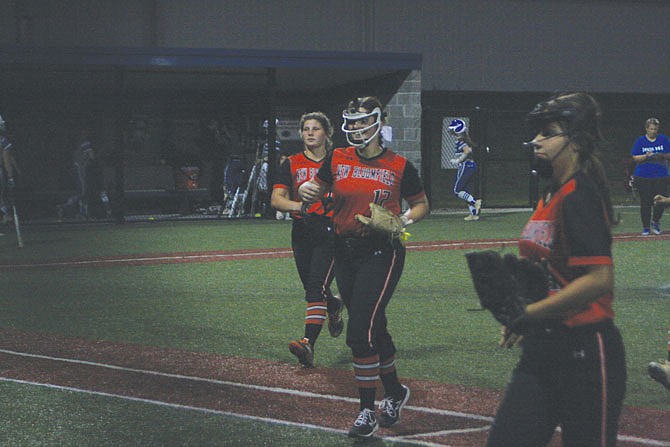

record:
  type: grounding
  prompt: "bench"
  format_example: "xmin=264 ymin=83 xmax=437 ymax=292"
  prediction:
xmin=115 ymin=164 xmax=211 ymax=215
xmin=14 ymin=164 xmax=214 ymax=221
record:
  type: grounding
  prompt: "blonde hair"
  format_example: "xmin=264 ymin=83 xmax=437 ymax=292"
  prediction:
xmin=299 ymin=112 xmax=333 ymax=149
xmin=646 ymin=117 xmax=660 ymax=127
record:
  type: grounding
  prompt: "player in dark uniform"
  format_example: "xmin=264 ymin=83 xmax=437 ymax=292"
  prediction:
xmin=271 ymin=112 xmax=344 ymax=368
xmin=448 ymin=119 xmax=481 ymax=220
xmin=487 ymin=93 xmax=626 ymax=446
xmin=0 ymin=115 xmax=19 ymax=225
xmin=299 ymin=97 xmax=429 ymax=438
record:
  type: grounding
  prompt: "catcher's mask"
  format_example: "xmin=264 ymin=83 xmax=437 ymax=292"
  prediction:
xmin=342 ymin=105 xmax=382 ymax=148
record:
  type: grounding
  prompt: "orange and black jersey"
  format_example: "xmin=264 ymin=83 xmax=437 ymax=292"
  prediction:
xmin=314 ymin=146 xmax=425 ymax=238
xmin=519 ymin=172 xmax=614 ymax=327
xmin=273 ymin=151 xmax=332 ymax=220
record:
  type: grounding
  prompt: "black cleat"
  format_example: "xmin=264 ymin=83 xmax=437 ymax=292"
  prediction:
xmin=327 ymin=294 xmax=344 ymax=338
xmin=288 ymin=338 xmax=314 ymax=368
xmin=378 ymin=385 xmax=410 ymax=428
xmin=348 ymin=408 xmax=378 ymax=438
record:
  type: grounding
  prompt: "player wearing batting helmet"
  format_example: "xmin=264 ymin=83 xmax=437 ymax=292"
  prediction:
xmin=486 ymin=93 xmax=626 ymax=446
xmin=448 ymin=119 xmax=482 ymax=220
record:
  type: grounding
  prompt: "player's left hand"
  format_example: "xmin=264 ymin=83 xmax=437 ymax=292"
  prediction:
xmin=465 ymin=251 xmax=549 ymax=334
xmin=355 ymin=202 xmax=404 ymax=239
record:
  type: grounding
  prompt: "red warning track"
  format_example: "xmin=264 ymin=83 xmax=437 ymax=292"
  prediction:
xmin=2 ymin=232 xmax=667 ymax=270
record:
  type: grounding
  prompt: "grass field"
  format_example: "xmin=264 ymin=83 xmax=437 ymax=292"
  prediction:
xmin=0 ymin=207 xmax=668 ymax=446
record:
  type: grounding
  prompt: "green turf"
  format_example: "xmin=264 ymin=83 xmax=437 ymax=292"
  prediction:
xmin=2 ymin=381 xmax=415 ymax=447
xmin=0 ymin=210 xmax=667 ymax=445
xmin=0 ymin=219 xmax=293 ymax=264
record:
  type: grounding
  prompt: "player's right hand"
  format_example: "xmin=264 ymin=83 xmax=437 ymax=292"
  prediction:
xmin=298 ymin=180 xmax=321 ymax=203
xmin=499 ymin=325 xmax=522 ymax=349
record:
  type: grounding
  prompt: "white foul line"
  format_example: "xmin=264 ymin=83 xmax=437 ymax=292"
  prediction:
xmin=0 ymin=348 xmax=492 ymax=422
xmin=0 ymin=349 xmax=668 ymax=446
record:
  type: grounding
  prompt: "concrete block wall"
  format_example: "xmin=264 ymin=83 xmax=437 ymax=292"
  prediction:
xmin=385 ymin=70 xmax=422 ymax=170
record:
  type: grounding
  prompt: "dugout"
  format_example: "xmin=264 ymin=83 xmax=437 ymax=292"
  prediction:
xmin=0 ymin=45 xmax=422 ymax=221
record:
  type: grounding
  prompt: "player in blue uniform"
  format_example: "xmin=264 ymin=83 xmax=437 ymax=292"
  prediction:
xmin=449 ymin=119 xmax=482 ymax=220
xmin=630 ymin=117 xmax=670 ymax=235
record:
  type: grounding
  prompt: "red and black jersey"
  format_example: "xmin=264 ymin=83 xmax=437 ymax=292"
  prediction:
xmin=519 ymin=172 xmax=614 ymax=327
xmin=273 ymin=151 xmax=332 ymax=220
xmin=315 ymin=146 xmax=425 ymax=237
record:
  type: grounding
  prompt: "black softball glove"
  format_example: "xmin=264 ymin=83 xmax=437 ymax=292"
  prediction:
xmin=465 ymin=250 xmax=549 ymax=333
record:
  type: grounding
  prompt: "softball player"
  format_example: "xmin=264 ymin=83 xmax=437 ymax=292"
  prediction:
xmin=271 ymin=112 xmax=343 ymax=368
xmin=449 ymin=119 xmax=482 ymax=220
xmin=630 ymin=118 xmax=670 ymax=235
xmin=0 ymin=115 xmax=18 ymax=225
xmin=487 ymin=93 xmax=626 ymax=447
xmin=299 ymin=97 xmax=429 ymax=438
xmin=647 ymin=195 xmax=670 ymax=390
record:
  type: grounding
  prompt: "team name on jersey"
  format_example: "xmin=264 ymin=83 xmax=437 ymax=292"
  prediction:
xmin=295 ymin=167 xmax=320 ymax=183
xmin=335 ymin=163 xmax=396 ymax=186
xmin=643 ymin=146 xmax=665 ymax=153
xmin=520 ymin=220 xmax=554 ymax=250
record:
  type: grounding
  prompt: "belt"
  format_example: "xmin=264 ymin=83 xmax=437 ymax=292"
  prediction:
xmin=336 ymin=235 xmax=398 ymax=252
xmin=528 ymin=319 xmax=614 ymax=337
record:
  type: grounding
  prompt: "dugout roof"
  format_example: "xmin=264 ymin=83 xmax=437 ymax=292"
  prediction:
xmin=0 ymin=45 xmax=421 ymax=93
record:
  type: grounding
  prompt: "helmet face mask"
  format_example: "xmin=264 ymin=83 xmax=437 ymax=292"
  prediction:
xmin=341 ymin=107 xmax=382 ymax=147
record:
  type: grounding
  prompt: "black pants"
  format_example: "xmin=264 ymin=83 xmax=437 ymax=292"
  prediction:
xmin=634 ymin=176 xmax=669 ymax=228
xmin=334 ymin=236 xmax=405 ymax=359
xmin=291 ymin=217 xmax=336 ymax=303
xmin=487 ymin=320 xmax=626 ymax=447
